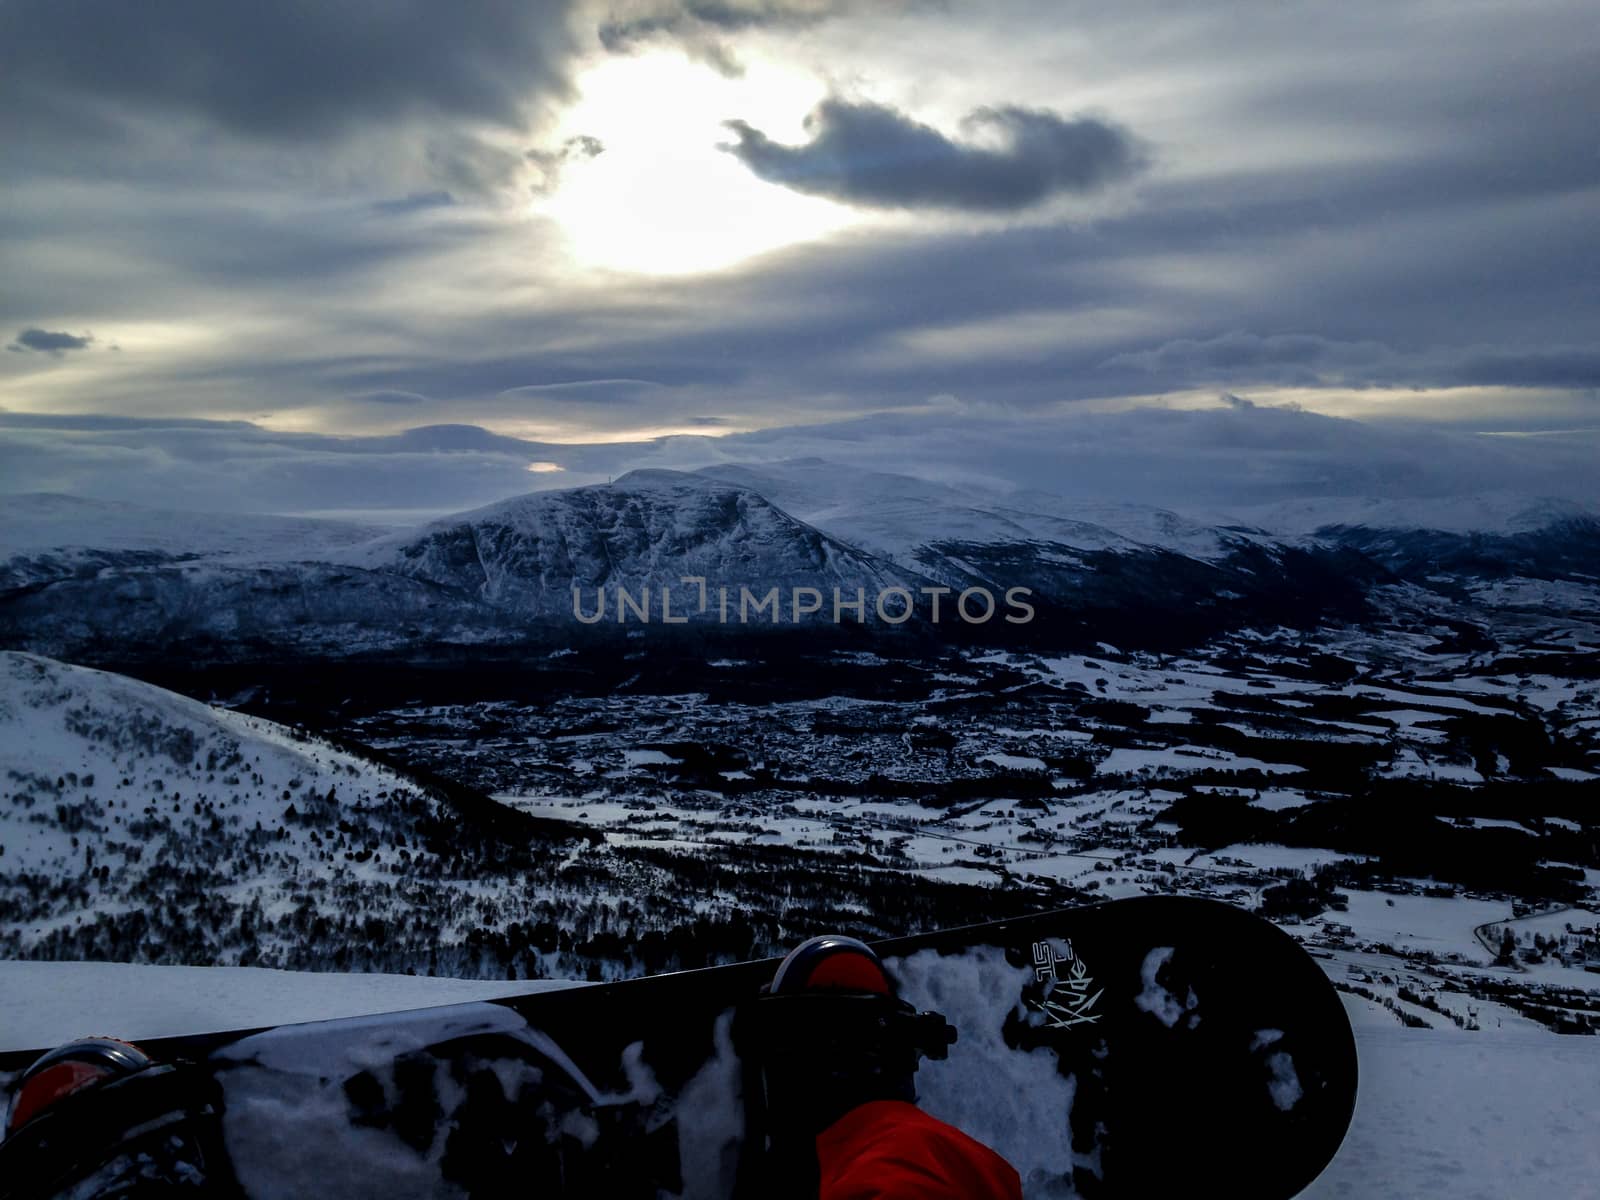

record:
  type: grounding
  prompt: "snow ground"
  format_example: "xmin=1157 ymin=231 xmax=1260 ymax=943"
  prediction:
xmin=0 ymin=650 xmax=425 ymax=883
xmin=1096 ymin=744 xmax=1307 ymax=777
xmin=1302 ymin=995 xmax=1600 ymax=1199
xmin=0 ymin=961 xmax=579 ymax=1050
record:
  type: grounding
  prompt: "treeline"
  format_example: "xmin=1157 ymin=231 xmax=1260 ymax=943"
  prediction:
xmin=1158 ymin=779 xmax=1597 ymax=901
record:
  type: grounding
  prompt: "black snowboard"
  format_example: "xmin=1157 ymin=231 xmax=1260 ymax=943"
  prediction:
xmin=0 ymin=897 xmax=1357 ymax=1199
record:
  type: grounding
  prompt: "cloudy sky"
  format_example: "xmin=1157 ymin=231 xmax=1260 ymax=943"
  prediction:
xmin=2 ymin=0 xmax=1595 ymax=518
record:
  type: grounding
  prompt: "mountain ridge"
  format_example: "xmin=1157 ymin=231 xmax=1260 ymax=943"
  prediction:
xmin=1 ymin=462 xmax=1595 ymax=660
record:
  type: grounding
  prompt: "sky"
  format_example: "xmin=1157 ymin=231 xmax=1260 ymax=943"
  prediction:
xmin=1 ymin=0 xmax=1595 ymax=518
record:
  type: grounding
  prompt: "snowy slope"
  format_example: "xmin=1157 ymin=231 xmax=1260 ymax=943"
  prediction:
xmin=698 ymin=460 xmax=1255 ymax=564
xmin=0 ymin=497 xmax=474 ymax=657
xmin=336 ymin=468 xmax=917 ymax=620
xmin=1301 ymin=995 xmax=1600 ymax=1199
xmin=0 ymin=652 xmax=604 ymax=977
xmin=0 ymin=493 xmax=386 ymax=565
xmin=0 ymin=961 xmax=580 ymax=1049
xmin=1 ymin=652 xmax=406 ymax=869
xmin=0 ymin=649 xmax=432 ymax=891
xmin=1229 ymin=492 xmax=1600 ymax=538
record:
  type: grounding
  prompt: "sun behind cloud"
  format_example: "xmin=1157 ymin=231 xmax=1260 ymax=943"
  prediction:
xmin=536 ymin=51 xmax=858 ymax=275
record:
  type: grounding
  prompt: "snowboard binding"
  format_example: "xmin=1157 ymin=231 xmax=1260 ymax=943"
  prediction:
xmin=0 ymin=1037 xmax=238 ymax=1199
xmin=743 ymin=933 xmax=956 ymax=1118
xmin=733 ymin=934 xmax=958 ymax=1198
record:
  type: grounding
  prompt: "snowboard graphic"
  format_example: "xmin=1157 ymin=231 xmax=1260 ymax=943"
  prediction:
xmin=0 ymin=897 xmax=1357 ymax=1199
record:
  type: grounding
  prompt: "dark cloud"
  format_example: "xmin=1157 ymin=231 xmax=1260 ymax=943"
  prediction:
xmin=351 ymin=390 xmax=430 ymax=407
xmin=527 ymin=135 xmax=606 ymax=195
xmin=0 ymin=414 xmax=254 ymax=432
xmin=1 ymin=1 xmax=581 ymax=194
xmin=0 ymin=414 xmax=611 ymax=519
xmin=1449 ymin=349 xmax=1600 ymax=391
xmin=1102 ymin=334 xmax=1600 ymax=394
xmin=1105 ymin=333 xmax=1391 ymax=373
xmin=1 ymin=0 xmax=1594 ymax=454
xmin=8 ymin=328 xmax=94 ymax=356
xmin=3 ymin=406 xmax=1594 ymax=523
xmin=0 ymin=0 xmax=579 ymax=140
xmin=1101 ymin=333 xmax=1399 ymax=387
xmin=722 ymin=99 xmax=1143 ymax=211
xmin=598 ymin=1 xmax=844 ymax=76
xmin=370 ymin=192 xmax=456 ymax=217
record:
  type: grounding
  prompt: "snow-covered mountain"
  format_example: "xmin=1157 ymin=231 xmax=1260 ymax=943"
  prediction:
xmin=1227 ymin=493 xmax=1600 ymax=539
xmin=0 ymin=495 xmax=462 ymax=657
xmin=335 ymin=469 xmax=915 ymax=620
xmin=0 ymin=651 xmax=398 ymax=871
xmin=0 ymin=494 xmax=387 ymax=592
xmin=0 ymin=494 xmax=386 ymax=560
xmin=698 ymin=461 xmax=1600 ymax=574
xmin=697 ymin=459 xmax=1256 ymax=565
xmin=1 ymin=462 xmax=1595 ymax=661
xmin=0 ymin=650 xmax=647 ymax=976
xmin=0 ymin=650 xmax=456 ymax=965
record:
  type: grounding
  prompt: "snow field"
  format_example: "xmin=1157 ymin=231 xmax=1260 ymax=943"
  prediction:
xmin=1302 ymin=998 xmax=1600 ymax=1200
xmin=0 ymin=960 xmax=578 ymax=1051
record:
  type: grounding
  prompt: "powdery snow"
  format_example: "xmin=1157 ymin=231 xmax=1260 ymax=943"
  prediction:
xmin=1383 ymin=746 xmax=1484 ymax=783
xmin=0 ymin=960 xmax=579 ymax=1051
xmin=1302 ymin=998 xmax=1600 ymax=1199
xmin=1249 ymin=789 xmax=1319 ymax=812
xmin=1329 ymin=890 xmax=1511 ymax=963
xmin=892 ymin=946 xmax=1084 ymax=1191
xmin=978 ymin=752 xmax=1050 ymax=772
xmin=1097 ymin=745 xmax=1306 ymax=777
xmin=0 ymin=650 xmax=426 ymax=881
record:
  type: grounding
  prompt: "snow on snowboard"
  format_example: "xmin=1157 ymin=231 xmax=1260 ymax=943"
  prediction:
xmin=0 ymin=896 xmax=1356 ymax=1199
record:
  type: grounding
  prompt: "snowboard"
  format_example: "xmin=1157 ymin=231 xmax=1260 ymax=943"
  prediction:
xmin=0 ymin=896 xmax=1357 ymax=1199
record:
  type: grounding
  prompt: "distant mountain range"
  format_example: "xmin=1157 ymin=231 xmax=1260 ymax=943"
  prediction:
xmin=1 ymin=462 xmax=1595 ymax=660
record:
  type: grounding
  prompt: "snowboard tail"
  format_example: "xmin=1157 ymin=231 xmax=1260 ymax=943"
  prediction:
xmin=0 ymin=897 xmax=1357 ymax=1199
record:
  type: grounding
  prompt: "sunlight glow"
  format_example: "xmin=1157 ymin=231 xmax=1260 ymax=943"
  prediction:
xmin=491 ymin=421 xmax=755 ymax=444
xmin=536 ymin=52 xmax=858 ymax=276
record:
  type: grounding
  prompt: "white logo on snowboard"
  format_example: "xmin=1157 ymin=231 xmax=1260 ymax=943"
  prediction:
xmin=1028 ymin=940 xmax=1103 ymax=1028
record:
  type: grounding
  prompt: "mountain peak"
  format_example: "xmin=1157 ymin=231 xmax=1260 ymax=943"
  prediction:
xmin=609 ymin=468 xmax=732 ymax=492
xmin=342 ymin=467 xmax=910 ymax=620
